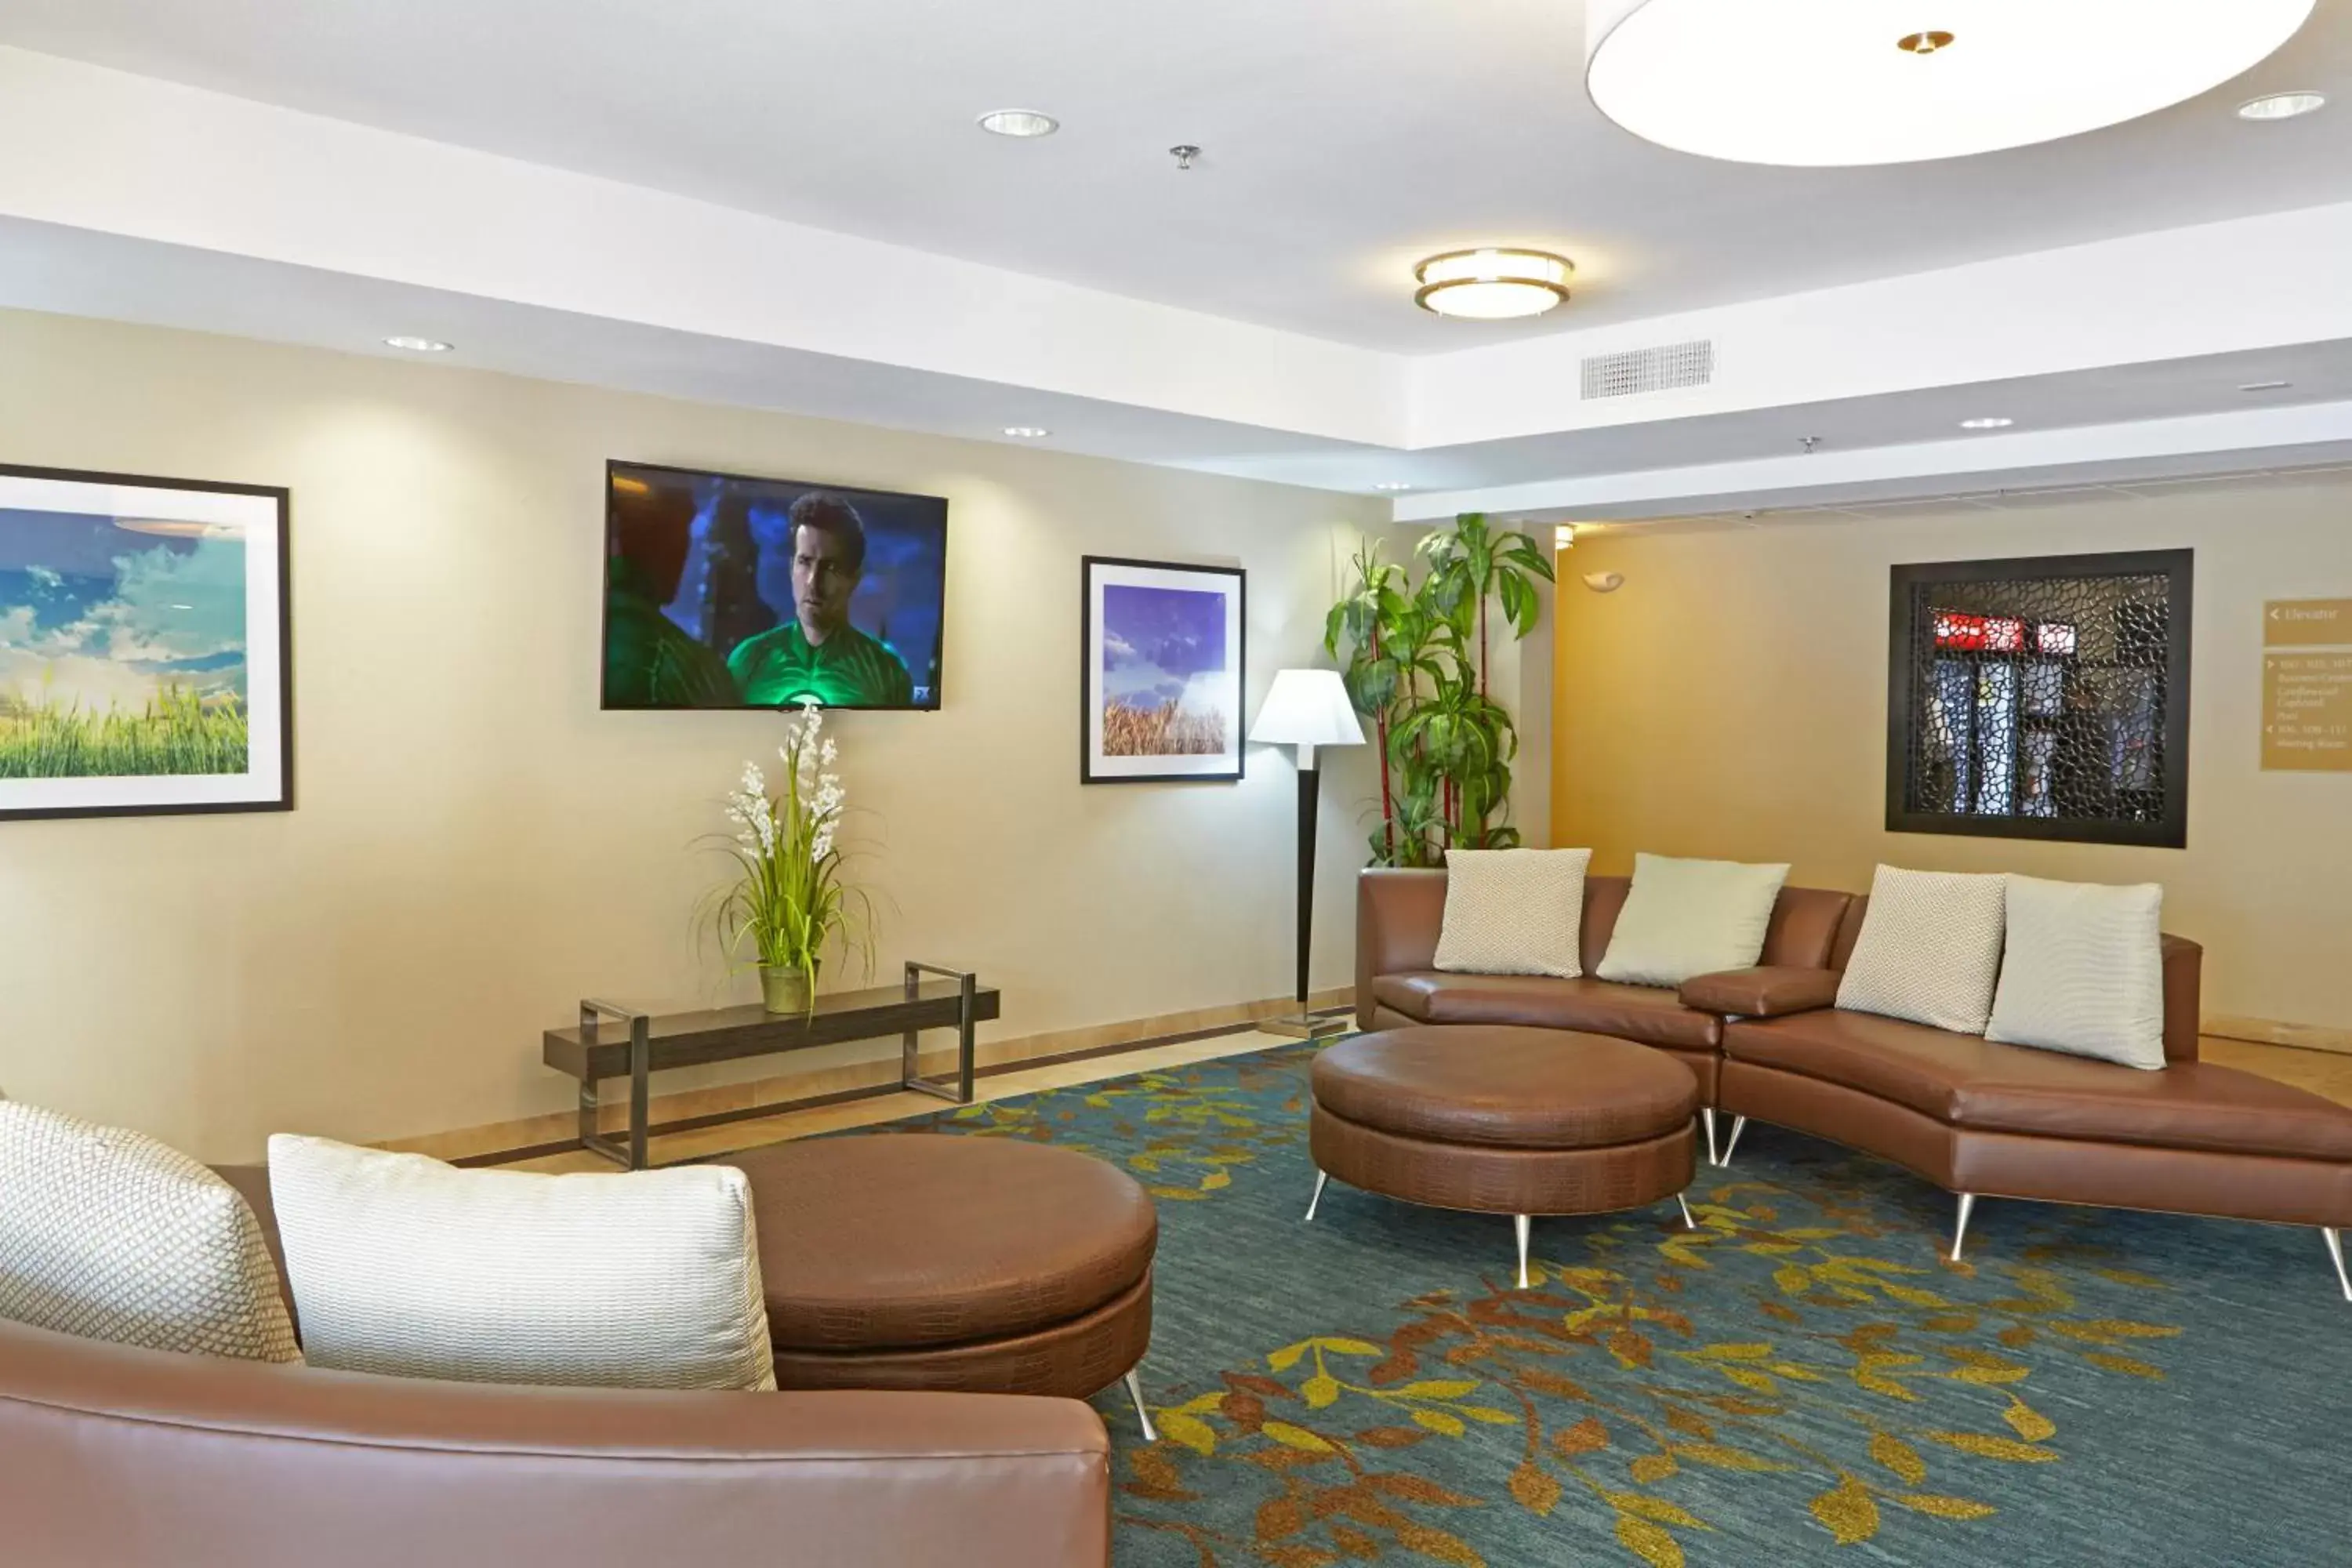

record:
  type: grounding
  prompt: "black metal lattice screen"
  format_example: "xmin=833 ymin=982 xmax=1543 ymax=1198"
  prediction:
xmin=1887 ymin=552 xmax=2192 ymax=848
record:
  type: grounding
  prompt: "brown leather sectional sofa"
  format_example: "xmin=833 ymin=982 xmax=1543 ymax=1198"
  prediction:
xmin=0 ymin=1168 xmax=1113 ymax=1568
xmin=1359 ymin=868 xmax=2352 ymax=1294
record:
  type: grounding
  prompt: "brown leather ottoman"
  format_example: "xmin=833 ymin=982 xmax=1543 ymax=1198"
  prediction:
xmin=1308 ymin=1025 xmax=1700 ymax=1287
xmin=719 ymin=1134 xmax=1160 ymax=1437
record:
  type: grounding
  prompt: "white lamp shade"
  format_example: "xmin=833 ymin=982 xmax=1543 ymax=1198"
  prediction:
xmin=1584 ymin=0 xmax=2316 ymax=167
xmin=1247 ymin=670 xmax=1366 ymax=749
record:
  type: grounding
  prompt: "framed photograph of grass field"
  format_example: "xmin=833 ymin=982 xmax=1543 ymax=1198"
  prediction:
xmin=1080 ymin=555 xmax=1244 ymax=784
xmin=0 ymin=463 xmax=292 ymax=822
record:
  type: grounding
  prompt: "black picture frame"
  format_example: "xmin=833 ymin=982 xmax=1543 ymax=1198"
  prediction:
xmin=1885 ymin=548 xmax=2192 ymax=848
xmin=0 ymin=462 xmax=294 ymax=823
xmin=1080 ymin=555 xmax=1247 ymax=785
xmin=600 ymin=458 xmax=950 ymax=713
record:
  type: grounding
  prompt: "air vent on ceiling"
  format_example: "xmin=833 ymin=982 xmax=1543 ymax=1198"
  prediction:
xmin=1581 ymin=339 xmax=1715 ymax=400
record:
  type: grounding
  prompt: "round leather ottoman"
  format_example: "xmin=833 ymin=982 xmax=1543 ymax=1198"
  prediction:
xmin=1308 ymin=1025 xmax=1700 ymax=1287
xmin=719 ymin=1134 xmax=1160 ymax=1433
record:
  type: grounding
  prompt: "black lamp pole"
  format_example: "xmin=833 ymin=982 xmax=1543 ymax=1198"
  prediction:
xmin=1266 ymin=740 xmax=1343 ymax=1039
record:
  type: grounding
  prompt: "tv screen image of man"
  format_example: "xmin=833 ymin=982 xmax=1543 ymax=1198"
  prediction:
xmin=728 ymin=492 xmax=915 ymax=709
xmin=604 ymin=478 xmax=739 ymax=708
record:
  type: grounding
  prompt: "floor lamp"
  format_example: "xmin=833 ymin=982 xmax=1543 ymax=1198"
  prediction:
xmin=1247 ymin=669 xmax=1367 ymax=1039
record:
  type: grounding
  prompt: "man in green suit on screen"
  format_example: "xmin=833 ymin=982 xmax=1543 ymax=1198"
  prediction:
xmin=728 ymin=492 xmax=915 ymax=709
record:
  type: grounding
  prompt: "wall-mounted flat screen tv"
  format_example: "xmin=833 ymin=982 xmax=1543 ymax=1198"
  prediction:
xmin=602 ymin=459 xmax=946 ymax=711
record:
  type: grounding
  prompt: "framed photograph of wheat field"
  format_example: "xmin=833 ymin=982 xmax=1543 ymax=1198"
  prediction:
xmin=0 ymin=463 xmax=292 ymax=822
xmin=1080 ymin=556 xmax=1244 ymax=784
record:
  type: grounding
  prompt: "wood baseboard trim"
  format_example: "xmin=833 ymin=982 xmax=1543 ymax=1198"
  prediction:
xmin=2203 ymin=1014 xmax=2352 ymax=1058
xmin=401 ymin=985 xmax=1352 ymax=1167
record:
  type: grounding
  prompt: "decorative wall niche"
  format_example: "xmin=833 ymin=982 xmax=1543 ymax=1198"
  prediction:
xmin=1886 ymin=550 xmax=2193 ymax=848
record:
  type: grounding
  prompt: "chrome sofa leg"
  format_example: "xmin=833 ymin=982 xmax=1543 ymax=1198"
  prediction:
xmin=2325 ymin=1228 xmax=2350 ymax=1302
xmin=1718 ymin=1116 xmax=1748 ymax=1167
xmin=1304 ymin=1169 xmax=1328 ymax=1223
xmin=1677 ymin=1193 xmax=1697 ymax=1231
xmin=1700 ymin=1108 xmax=1719 ymax=1167
xmin=1950 ymin=1192 xmax=1976 ymax=1262
xmin=1514 ymin=1213 xmax=1532 ymax=1290
xmin=1123 ymin=1369 xmax=1158 ymax=1443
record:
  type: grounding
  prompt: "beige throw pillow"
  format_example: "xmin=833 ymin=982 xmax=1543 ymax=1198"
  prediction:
xmin=1984 ymin=876 xmax=2168 ymax=1071
xmin=1435 ymin=848 xmax=1592 ymax=978
xmin=1595 ymin=853 xmax=1791 ymax=988
xmin=0 ymin=1102 xmax=300 ymax=1363
xmin=1836 ymin=865 xmax=2009 ymax=1034
xmin=267 ymin=1135 xmax=775 ymax=1390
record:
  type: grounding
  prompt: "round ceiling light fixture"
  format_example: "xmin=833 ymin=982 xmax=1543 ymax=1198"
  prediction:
xmin=978 ymin=109 xmax=1059 ymax=139
xmin=2238 ymin=90 xmax=2327 ymax=121
xmin=1958 ymin=416 xmax=2015 ymax=430
xmin=1002 ymin=426 xmax=1051 ymax=438
xmin=1413 ymin=249 xmax=1574 ymax=319
xmin=1584 ymin=0 xmax=2318 ymax=166
xmin=383 ymin=336 xmax=453 ymax=353
xmin=1370 ymin=481 xmax=1416 ymax=492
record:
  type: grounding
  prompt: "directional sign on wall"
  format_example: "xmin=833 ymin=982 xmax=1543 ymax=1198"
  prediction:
xmin=2263 ymin=600 xmax=2352 ymax=771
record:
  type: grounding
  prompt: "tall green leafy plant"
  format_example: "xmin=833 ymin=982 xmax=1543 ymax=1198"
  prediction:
xmin=1325 ymin=514 xmax=1555 ymax=866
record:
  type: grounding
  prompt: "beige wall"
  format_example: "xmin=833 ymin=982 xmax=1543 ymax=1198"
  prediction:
xmin=0 ymin=309 xmax=1387 ymax=1161
xmin=1551 ymin=476 xmax=2352 ymax=1030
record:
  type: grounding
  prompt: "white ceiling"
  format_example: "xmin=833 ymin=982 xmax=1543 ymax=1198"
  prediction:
xmin=0 ymin=0 xmax=2347 ymax=352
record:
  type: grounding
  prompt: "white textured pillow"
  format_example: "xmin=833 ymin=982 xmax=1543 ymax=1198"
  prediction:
xmin=267 ymin=1135 xmax=775 ymax=1390
xmin=1984 ymin=876 xmax=2167 ymax=1071
xmin=0 ymin=1102 xmax=299 ymax=1363
xmin=1595 ymin=853 xmax=1791 ymax=988
xmin=1435 ymin=848 xmax=1592 ymax=977
xmin=1836 ymin=866 xmax=2009 ymax=1034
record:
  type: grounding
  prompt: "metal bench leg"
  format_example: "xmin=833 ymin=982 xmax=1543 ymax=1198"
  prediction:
xmin=1677 ymin=1193 xmax=1697 ymax=1231
xmin=1718 ymin=1115 xmax=1748 ymax=1167
xmin=1700 ymin=1108 xmax=1719 ymax=1167
xmin=1123 ymin=1369 xmax=1158 ymax=1442
xmin=1950 ymin=1192 xmax=1976 ymax=1261
xmin=2325 ymin=1228 xmax=2350 ymax=1302
xmin=1304 ymin=1169 xmax=1329 ymax=1223
xmin=1514 ymin=1214 xmax=1532 ymax=1290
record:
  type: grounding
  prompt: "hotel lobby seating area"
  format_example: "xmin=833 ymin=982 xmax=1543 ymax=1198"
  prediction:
xmin=6 ymin=2 xmax=2352 ymax=1565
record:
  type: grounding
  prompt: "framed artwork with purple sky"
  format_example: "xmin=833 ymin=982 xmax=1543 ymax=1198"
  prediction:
xmin=1080 ymin=556 xmax=1245 ymax=784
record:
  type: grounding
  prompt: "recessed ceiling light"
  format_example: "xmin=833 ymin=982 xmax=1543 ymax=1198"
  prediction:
xmin=1958 ymin=417 xmax=2015 ymax=430
xmin=1002 ymin=426 xmax=1051 ymax=439
xmin=978 ymin=109 xmax=1058 ymax=139
xmin=2238 ymin=90 xmax=2326 ymax=121
xmin=1413 ymin=249 xmax=1574 ymax=320
xmin=383 ymin=336 xmax=452 ymax=353
xmin=1371 ymin=481 xmax=1415 ymax=492
xmin=1584 ymin=0 xmax=2318 ymax=166
xmin=2240 ymin=379 xmax=2294 ymax=392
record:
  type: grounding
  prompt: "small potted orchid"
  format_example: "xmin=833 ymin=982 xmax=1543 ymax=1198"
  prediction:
xmin=708 ymin=701 xmax=872 ymax=1013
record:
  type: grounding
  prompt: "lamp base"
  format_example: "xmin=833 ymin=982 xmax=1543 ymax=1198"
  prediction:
xmin=1260 ymin=1011 xmax=1349 ymax=1040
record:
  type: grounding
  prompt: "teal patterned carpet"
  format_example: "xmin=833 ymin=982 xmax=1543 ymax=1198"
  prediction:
xmin=836 ymin=1041 xmax=2350 ymax=1566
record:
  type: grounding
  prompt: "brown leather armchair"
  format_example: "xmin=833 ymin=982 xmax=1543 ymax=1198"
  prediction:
xmin=0 ymin=1313 xmax=1111 ymax=1568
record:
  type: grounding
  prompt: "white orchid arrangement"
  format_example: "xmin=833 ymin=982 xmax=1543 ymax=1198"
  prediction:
xmin=707 ymin=701 xmax=872 ymax=1000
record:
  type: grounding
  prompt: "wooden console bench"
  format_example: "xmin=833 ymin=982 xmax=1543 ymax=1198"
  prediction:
xmin=542 ymin=961 xmax=999 ymax=1169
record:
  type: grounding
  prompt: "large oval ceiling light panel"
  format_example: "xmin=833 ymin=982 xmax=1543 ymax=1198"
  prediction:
xmin=1584 ymin=0 xmax=2318 ymax=166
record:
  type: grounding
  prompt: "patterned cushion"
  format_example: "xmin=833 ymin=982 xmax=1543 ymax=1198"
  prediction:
xmin=1985 ymin=876 xmax=2167 ymax=1071
xmin=267 ymin=1134 xmax=776 ymax=1390
xmin=1835 ymin=865 xmax=2008 ymax=1034
xmin=1434 ymin=848 xmax=1592 ymax=978
xmin=0 ymin=1102 xmax=300 ymax=1363
xmin=1595 ymin=853 xmax=1790 ymax=988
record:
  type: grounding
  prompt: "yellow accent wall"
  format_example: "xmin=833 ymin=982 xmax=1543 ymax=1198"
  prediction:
xmin=0 ymin=308 xmax=1385 ymax=1160
xmin=1551 ymin=479 xmax=2352 ymax=1030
